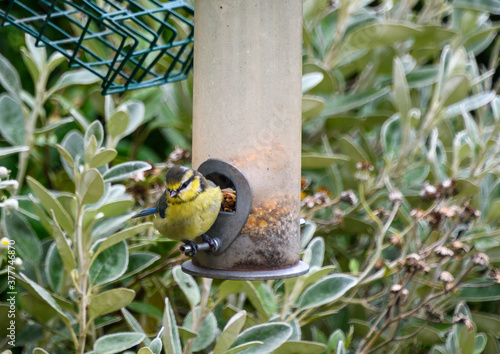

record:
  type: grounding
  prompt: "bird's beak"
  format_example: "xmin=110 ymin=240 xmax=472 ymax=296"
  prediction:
xmin=169 ymin=190 xmax=178 ymax=198
xmin=131 ymin=207 xmax=158 ymax=218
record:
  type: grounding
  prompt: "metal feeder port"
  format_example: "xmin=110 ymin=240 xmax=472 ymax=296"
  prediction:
xmin=182 ymin=0 xmax=308 ymax=280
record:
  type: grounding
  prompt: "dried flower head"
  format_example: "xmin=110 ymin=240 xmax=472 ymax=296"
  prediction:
xmin=356 ymin=161 xmax=374 ymax=171
xmin=455 ymin=313 xmax=474 ymax=331
xmin=425 ymin=210 xmax=445 ymax=227
xmin=167 ymin=146 xmax=191 ymax=164
xmin=404 ymin=253 xmax=428 ymax=273
xmin=488 ymin=268 xmax=500 ymax=284
xmin=0 ymin=166 xmax=8 ymax=179
xmin=451 ymin=241 xmax=470 ymax=255
xmin=472 ymin=253 xmax=489 ymax=268
xmin=301 ymin=177 xmax=308 ymax=190
xmin=389 ymin=189 xmax=403 ymax=204
xmin=434 ymin=246 xmax=454 ymax=258
xmin=425 ymin=305 xmax=444 ymax=321
xmin=302 ymin=190 xmax=330 ymax=208
xmin=439 ymin=271 xmax=454 ymax=283
xmin=410 ymin=209 xmax=425 ymax=219
xmin=438 ymin=179 xmax=457 ymax=198
xmin=439 ymin=205 xmax=459 ymax=218
xmin=373 ymin=207 xmax=390 ymax=219
xmin=375 ymin=258 xmax=385 ymax=269
xmin=389 ymin=234 xmax=402 ymax=247
xmin=419 ymin=183 xmax=439 ymax=200
xmin=459 ymin=202 xmax=481 ymax=221
xmin=390 ymin=284 xmax=403 ymax=293
xmin=340 ymin=190 xmax=358 ymax=206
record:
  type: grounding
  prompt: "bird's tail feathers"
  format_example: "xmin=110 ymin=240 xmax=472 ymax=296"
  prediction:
xmin=131 ymin=207 xmax=158 ymax=218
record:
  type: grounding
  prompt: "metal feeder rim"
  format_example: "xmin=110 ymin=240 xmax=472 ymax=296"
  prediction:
xmin=181 ymin=260 xmax=310 ymax=280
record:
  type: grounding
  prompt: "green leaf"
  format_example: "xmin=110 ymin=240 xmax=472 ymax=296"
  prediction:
xmin=121 ymin=307 xmax=151 ymax=346
xmin=327 ymin=329 xmax=346 ymax=354
xmin=301 ymin=153 xmax=349 ymax=169
xmin=300 ymin=221 xmax=316 ymax=248
xmin=137 ymin=348 xmax=153 ymax=354
xmin=34 ymin=117 xmax=74 ymax=135
xmin=25 ymin=34 xmax=46 ymax=69
xmin=107 ymin=110 xmax=129 ymax=138
xmin=213 ymin=310 xmax=247 ymax=354
xmin=302 ymin=95 xmax=325 ymax=120
xmin=444 ymin=92 xmax=495 ymax=119
xmin=303 ymin=237 xmax=325 ymax=268
xmin=0 ymin=94 xmax=25 ymax=146
xmin=162 ymin=297 xmax=182 ymax=354
xmin=33 ymin=348 xmax=50 ymax=354
xmin=78 ymin=168 xmax=104 ymax=205
xmin=60 ymin=130 xmax=85 ymax=180
xmin=19 ymin=292 xmax=57 ymax=324
xmin=85 ymin=120 xmax=105 ymax=149
xmin=45 ymin=242 xmax=63 ymax=293
xmin=172 ymin=265 xmax=201 ymax=307
xmin=51 ymin=69 xmax=101 ymax=92
xmin=274 ymin=340 xmax=327 ymax=354
xmin=472 ymin=312 xmax=500 ymax=337
xmin=302 ymin=73 xmax=324 ymax=93
xmin=88 ymin=288 xmax=135 ymax=320
xmin=27 ymin=176 xmax=75 ymax=235
xmin=90 ymin=149 xmax=118 ymax=168
xmin=120 ymin=100 xmax=146 ymax=138
xmin=56 ymin=144 xmax=75 ymax=169
xmin=50 ymin=210 xmax=77 ymax=273
xmin=344 ymin=23 xmax=421 ymax=50
xmin=230 ymin=323 xmax=292 ymax=354
xmin=393 ymin=57 xmax=411 ymax=138
xmin=298 ymin=274 xmax=357 ymax=310
xmin=458 ymin=283 xmax=500 ymax=301
xmin=119 ymin=252 xmax=160 ymax=280
xmin=93 ymin=332 xmax=146 ymax=354
xmin=91 ymin=223 xmax=152 ymax=266
xmin=149 ymin=337 xmax=163 ymax=354
xmin=47 ymin=52 xmax=66 ymax=73
xmin=474 ymin=333 xmax=487 ymax=354
xmin=0 ymin=145 xmax=29 ymax=158
xmin=183 ymin=309 xmax=218 ymax=351
xmin=20 ymin=47 xmax=39 ymax=82
xmin=103 ymin=161 xmax=151 ymax=183
xmin=454 ymin=0 xmax=500 ymax=14
xmin=225 ymin=341 xmax=263 ymax=354
xmin=2 ymin=210 xmax=41 ymax=265
xmin=258 ymin=283 xmax=278 ymax=316
xmin=178 ymin=326 xmax=198 ymax=341
xmin=19 ymin=273 xmax=70 ymax=324
xmin=0 ymin=54 xmax=21 ymax=98
xmin=454 ymin=303 xmax=476 ymax=354
xmin=89 ymin=240 xmax=128 ymax=286
xmin=322 ymin=88 xmax=390 ymax=116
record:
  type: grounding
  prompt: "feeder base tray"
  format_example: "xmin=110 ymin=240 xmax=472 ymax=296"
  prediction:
xmin=181 ymin=260 xmax=309 ymax=280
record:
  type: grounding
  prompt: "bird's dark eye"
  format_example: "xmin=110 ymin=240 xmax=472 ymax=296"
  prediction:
xmin=181 ymin=181 xmax=189 ymax=190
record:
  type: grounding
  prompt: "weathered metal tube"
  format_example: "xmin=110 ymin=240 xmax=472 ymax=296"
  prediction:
xmin=189 ymin=0 xmax=305 ymax=279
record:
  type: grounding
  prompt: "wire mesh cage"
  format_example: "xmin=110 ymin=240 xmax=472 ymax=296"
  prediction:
xmin=0 ymin=0 xmax=194 ymax=94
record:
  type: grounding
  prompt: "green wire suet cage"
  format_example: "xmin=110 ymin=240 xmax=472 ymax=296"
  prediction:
xmin=0 ymin=0 xmax=194 ymax=94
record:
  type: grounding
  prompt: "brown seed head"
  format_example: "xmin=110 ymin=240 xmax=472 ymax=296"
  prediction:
xmin=389 ymin=234 xmax=402 ymax=247
xmin=472 ymin=253 xmax=489 ymax=268
xmin=389 ymin=189 xmax=403 ymax=204
xmin=167 ymin=146 xmax=191 ymax=164
xmin=340 ymin=190 xmax=358 ymax=206
xmin=459 ymin=202 xmax=481 ymax=222
xmin=488 ymin=268 xmax=500 ymax=284
xmin=451 ymin=241 xmax=469 ymax=255
xmin=434 ymin=246 xmax=454 ymax=258
xmin=439 ymin=271 xmax=454 ymax=283
xmin=455 ymin=313 xmax=474 ymax=331
xmin=419 ymin=183 xmax=439 ymax=200
xmin=438 ymin=179 xmax=457 ymax=198
xmin=410 ymin=209 xmax=425 ymax=219
xmin=390 ymin=284 xmax=403 ymax=293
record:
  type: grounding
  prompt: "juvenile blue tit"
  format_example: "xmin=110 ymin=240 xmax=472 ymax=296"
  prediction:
xmin=132 ymin=165 xmax=223 ymax=256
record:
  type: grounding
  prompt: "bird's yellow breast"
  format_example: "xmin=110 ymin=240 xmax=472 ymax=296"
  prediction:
xmin=153 ymin=186 xmax=222 ymax=241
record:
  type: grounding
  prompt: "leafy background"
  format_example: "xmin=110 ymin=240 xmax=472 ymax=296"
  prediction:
xmin=1 ymin=0 xmax=500 ymax=353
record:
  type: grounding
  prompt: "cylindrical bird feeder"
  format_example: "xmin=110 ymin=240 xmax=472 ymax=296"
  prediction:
xmin=182 ymin=0 xmax=308 ymax=280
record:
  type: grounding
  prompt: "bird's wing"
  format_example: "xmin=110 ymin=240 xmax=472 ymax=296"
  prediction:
xmin=156 ymin=191 xmax=168 ymax=218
